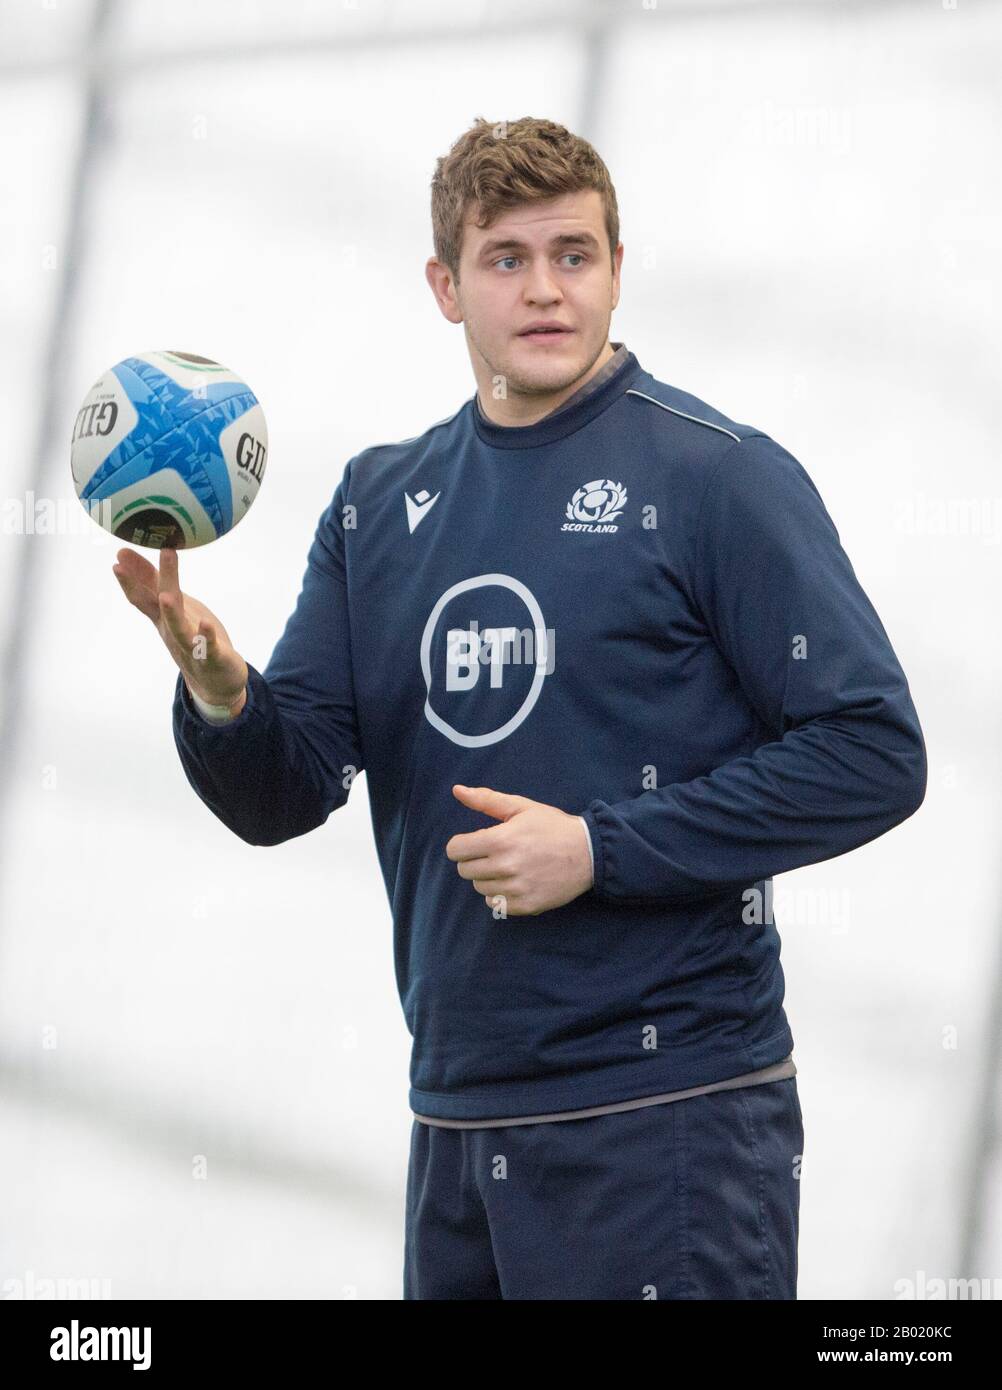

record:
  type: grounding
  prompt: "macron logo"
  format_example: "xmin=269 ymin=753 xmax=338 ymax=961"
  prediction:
xmin=405 ymin=487 xmax=441 ymax=534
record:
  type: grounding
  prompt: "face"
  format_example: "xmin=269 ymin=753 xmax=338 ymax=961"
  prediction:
xmin=426 ymin=189 xmax=623 ymax=408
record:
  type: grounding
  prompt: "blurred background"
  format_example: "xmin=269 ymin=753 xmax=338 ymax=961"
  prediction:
xmin=1 ymin=0 xmax=999 ymax=1300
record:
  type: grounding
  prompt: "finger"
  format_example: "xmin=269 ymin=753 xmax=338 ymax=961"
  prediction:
xmin=157 ymin=546 xmax=181 ymax=604
xmin=445 ymin=826 xmax=505 ymax=862
xmin=481 ymin=889 xmax=526 ymax=916
xmin=114 ymin=545 xmax=159 ymax=601
xmin=190 ymin=615 xmax=220 ymax=669
xmin=115 ymin=546 xmax=158 ymax=585
xmin=454 ymin=857 xmax=502 ymax=882
xmin=452 ymin=785 xmax=531 ymax=820
xmin=158 ymin=590 xmax=195 ymax=651
xmin=112 ymin=561 xmax=161 ymax=623
xmin=156 ymin=550 xmax=195 ymax=648
xmin=472 ymin=878 xmax=513 ymax=896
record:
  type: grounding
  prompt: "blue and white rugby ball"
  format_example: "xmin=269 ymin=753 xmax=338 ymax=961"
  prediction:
xmin=71 ymin=348 xmax=267 ymax=549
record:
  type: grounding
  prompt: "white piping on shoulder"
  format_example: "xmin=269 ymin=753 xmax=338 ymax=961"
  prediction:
xmin=625 ymin=388 xmax=741 ymax=444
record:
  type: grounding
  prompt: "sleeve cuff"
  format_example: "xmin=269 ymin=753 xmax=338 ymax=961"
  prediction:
xmin=176 ymin=667 xmax=258 ymax=732
xmin=577 ymin=814 xmax=594 ymax=883
xmin=189 ymin=687 xmax=243 ymax=723
xmin=579 ymin=807 xmax=605 ymax=895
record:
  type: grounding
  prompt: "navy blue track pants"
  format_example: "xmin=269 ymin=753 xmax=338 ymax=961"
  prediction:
xmin=404 ymin=1076 xmax=803 ymax=1300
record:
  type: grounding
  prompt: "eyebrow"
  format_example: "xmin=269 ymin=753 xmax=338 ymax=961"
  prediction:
xmin=477 ymin=231 xmax=602 ymax=260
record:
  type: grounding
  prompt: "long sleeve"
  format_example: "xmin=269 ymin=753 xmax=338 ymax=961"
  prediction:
xmin=172 ymin=462 xmax=364 ymax=846
xmin=579 ymin=432 xmax=927 ymax=904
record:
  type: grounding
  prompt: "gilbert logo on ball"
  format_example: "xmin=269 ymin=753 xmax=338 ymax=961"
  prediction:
xmin=70 ymin=349 xmax=267 ymax=549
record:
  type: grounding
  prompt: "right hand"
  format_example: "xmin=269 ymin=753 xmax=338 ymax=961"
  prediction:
xmin=113 ymin=546 xmax=249 ymax=713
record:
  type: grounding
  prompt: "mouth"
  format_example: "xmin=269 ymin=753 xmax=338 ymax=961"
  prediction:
xmin=518 ymin=326 xmax=574 ymax=342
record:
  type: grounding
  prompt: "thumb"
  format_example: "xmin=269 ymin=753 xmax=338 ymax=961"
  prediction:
xmin=452 ymin=784 xmax=533 ymax=821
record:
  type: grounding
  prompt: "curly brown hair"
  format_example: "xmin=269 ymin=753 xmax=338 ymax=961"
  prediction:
xmin=430 ymin=116 xmax=620 ymax=281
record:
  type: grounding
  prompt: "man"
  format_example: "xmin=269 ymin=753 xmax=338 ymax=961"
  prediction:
xmin=115 ymin=116 xmax=926 ymax=1299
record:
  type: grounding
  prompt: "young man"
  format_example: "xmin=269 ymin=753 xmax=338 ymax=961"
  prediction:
xmin=122 ymin=117 xmax=926 ymax=1299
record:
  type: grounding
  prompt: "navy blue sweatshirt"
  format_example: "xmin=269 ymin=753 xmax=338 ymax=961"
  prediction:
xmin=172 ymin=347 xmax=927 ymax=1121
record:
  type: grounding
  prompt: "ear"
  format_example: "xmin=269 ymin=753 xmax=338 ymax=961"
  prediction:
xmin=611 ymin=241 xmax=624 ymax=312
xmin=426 ymin=257 xmax=463 ymax=326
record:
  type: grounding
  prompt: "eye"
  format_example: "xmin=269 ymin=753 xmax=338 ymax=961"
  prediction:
xmin=495 ymin=255 xmax=520 ymax=271
xmin=562 ymin=253 xmax=586 ymax=267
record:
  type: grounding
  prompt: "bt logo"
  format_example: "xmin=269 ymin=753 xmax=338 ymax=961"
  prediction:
xmin=421 ymin=574 xmax=552 ymax=747
xmin=445 ymin=621 xmax=554 ymax=690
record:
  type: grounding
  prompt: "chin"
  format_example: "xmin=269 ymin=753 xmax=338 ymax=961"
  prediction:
xmin=512 ymin=347 xmax=586 ymax=386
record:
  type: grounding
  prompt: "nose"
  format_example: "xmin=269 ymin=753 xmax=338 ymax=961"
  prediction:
xmin=523 ymin=260 xmax=562 ymax=307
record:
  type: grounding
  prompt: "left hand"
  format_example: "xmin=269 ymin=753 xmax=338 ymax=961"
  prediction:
xmin=445 ymin=784 xmax=594 ymax=917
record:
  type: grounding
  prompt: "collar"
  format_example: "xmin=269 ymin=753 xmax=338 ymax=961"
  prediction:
xmin=471 ymin=343 xmax=642 ymax=450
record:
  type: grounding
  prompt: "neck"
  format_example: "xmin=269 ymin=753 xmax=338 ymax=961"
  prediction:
xmin=475 ymin=339 xmax=617 ymax=427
